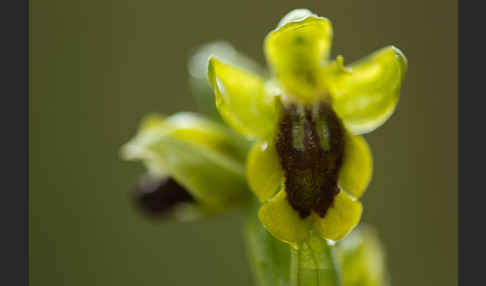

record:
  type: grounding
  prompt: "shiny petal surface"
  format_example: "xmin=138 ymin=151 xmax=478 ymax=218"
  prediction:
xmin=324 ymin=46 xmax=407 ymax=134
xmin=188 ymin=41 xmax=266 ymax=120
xmin=208 ymin=57 xmax=278 ymax=139
xmin=313 ymin=190 xmax=362 ymax=242
xmin=246 ymin=141 xmax=284 ymax=202
xmin=258 ymin=190 xmax=311 ymax=247
xmin=265 ymin=9 xmax=333 ymax=101
xmin=338 ymin=132 xmax=373 ymax=199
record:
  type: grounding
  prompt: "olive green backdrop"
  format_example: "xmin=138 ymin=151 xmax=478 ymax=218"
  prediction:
xmin=30 ymin=1 xmax=457 ymax=285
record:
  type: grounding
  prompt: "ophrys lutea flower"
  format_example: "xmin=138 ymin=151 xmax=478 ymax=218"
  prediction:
xmin=208 ymin=9 xmax=407 ymax=247
xmin=121 ymin=112 xmax=251 ymax=220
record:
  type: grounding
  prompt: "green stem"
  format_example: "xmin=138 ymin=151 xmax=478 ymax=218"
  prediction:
xmin=290 ymin=246 xmax=300 ymax=286
xmin=327 ymin=243 xmax=342 ymax=286
xmin=289 ymin=232 xmax=342 ymax=286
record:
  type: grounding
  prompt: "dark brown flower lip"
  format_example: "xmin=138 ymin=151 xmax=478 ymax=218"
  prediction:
xmin=275 ymin=100 xmax=345 ymax=218
xmin=133 ymin=175 xmax=195 ymax=217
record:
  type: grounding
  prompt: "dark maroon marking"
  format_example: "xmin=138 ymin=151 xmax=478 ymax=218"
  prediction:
xmin=275 ymin=101 xmax=345 ymax=218
xmin=133 ymin=175 xmax=195 ymax=216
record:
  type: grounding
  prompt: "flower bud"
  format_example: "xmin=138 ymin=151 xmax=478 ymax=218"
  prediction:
xmin=121 ymin=112 xmax=252 ymax=219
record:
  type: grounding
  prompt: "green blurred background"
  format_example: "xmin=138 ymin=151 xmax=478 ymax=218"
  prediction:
xmin=30 ymin=1 xmax=457 ymax=285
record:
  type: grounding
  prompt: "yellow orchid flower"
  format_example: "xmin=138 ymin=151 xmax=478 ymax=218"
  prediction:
xmin=208 ymin=9 xmax=407 ymax=247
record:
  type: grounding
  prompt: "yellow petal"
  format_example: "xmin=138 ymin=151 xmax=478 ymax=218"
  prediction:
xmin=246 ymin=141 xmax=284 ymax=202
xmin=339 ymin=132 xmax=373 ymax=199
xmin=324 ymin=46 xmax=407 ymax=134
xmin=313 ymin=190 xmax=362 ymax=242
xmin=258 ymin=190 xmax=311 ymax=247
xmin=264 ymin=9 xmax=333 ymax=101
xmin=208 ymin=57 xmax=278 ymax=140
xmin=188 ymin=41 xmax=267 ymax=119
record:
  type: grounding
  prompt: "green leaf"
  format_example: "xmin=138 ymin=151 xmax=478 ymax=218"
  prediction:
xmin=208 ymin=57 xmax=278 ymax=140
xmin=323 ymin=46 xmax=407 ymax=134
xmin=265 ymin=9 xmax=333 ymax=101
xmin=121 ymin=112 xmax=250 ymax=211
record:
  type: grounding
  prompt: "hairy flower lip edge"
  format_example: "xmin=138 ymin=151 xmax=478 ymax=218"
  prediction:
xmin=257 ymin=188 xmax=363 ymax=248
xmin=247 ymin=128 xmax=372 ymax=205
xmin=241 ymin=96 xmax=372 ymax=247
